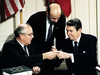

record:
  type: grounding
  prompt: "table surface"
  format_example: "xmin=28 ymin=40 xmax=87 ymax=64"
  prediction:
xmin=1 ymin=68 xmax=100 ymax=75
xmin=35 ymin=69 xmax=100 ymax=75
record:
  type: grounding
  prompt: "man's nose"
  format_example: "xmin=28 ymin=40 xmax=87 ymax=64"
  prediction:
xmin=54 ymin=19 xmax=58 ymax=23
xmin=67 ymin=31 xmax=70 ymax=35
xmin=32 ymin=35 xmax=34 ymax=38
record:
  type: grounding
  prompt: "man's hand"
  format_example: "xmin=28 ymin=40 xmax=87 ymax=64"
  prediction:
xmin=33 ymin=66 xmax=41 ymax=74
xmin=43 ymin=51 xmax=57 ymax=60
xmin=56 ymin=50 xmax=71 ymax=59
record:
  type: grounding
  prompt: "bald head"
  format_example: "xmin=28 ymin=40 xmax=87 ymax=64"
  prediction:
xmin=49 ymin=3 xmax=61 ymax=16
xmin=17 ymin=24 xmax=31 ymax=29
xmin=47 ymin=3 xmax=61 ymax=23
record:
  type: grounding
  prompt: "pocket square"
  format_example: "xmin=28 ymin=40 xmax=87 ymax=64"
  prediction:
xmin=83 ymin=51 xmax=86 ymax=53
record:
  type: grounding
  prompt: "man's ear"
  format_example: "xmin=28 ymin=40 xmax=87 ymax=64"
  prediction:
xmin=78 ymin=28 xmax=82 ymax=33
xmin=46 ymin=11 xmax=48 ymax=16
xmin=20 ymin=34 xmax=24 ymax=39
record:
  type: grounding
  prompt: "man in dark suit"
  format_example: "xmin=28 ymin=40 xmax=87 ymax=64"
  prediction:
xmin=2 ymin=24 xmax=57 ymax=74
xmin=26 ymin=3 xmax=66 ymax=69
xmin=56 ymin=18 xmax=97 ymax=69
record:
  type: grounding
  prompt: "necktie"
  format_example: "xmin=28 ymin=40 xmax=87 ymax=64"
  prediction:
xmin=24 ymin=45 xmax=28 ymax=57
xmin=47 ymin=23 xmax=52 ymax=41
xmin=74 ymin=41 xmax=78 ymax=53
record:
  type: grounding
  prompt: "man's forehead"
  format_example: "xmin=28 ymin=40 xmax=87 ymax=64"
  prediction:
xmin=50 ymin=14 xmax=60 ymax=19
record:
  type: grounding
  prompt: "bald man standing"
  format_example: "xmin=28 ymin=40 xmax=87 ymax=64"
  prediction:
xmin=26 ymin=3 xmax=66 ymax=70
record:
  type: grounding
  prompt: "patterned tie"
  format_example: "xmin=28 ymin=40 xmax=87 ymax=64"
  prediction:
xmin=74 ymin=41 xmax=78 ymax=53
xmin=24 ymin=45 xmax=28 ymax=57
xmin=47 ymin=23 xmax=52 ymax=41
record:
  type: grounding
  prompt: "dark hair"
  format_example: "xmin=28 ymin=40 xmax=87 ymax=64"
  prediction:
xmin=67 ymin=18 xmax=82 ymax=31
xmin=14 ymin=26 xmax=24 ymax=37
xmin=47 ymin=5 xmax=50 ymax=15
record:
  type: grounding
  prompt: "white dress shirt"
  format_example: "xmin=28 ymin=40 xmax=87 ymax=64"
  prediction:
xmin=16 ymin=39 xmax=30 ymax=56
xmin=69 ymin=34 xmax=81 ymax=63
xmin=45 ymin=16 xmax=54 ymax=41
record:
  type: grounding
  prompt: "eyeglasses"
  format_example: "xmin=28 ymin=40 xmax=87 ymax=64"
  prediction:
xmin=21 ymin=33 xmax=34 ymax=37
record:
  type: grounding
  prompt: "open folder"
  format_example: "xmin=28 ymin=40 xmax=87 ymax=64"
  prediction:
xmin=2 ymin=65 xmax=32 ymax=75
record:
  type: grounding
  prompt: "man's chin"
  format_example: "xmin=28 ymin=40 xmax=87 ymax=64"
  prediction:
xmin=69 ymin=37 xmax=73 ymax=40
xmin=51 ymin=22 xmax=56 ymax=24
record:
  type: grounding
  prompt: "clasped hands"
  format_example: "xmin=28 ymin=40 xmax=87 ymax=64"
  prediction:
xmin=33 ymin=46 xmax=71 ymax=74
xmin=43 ymin=46 xmax=71 ymax=60
xmin=52 ymin=46 xmax=71 ymax=59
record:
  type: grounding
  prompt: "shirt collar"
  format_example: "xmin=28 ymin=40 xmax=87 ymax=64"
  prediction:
xmin=72 ymin=34 xmax=81 ymax=46
xmin=46 ymin=16 xmax=50 ymax=24
xmin=77 ymin=34 xmax=81 ymax=43
xmin=16 ymin=39 xmax=24 ymax=48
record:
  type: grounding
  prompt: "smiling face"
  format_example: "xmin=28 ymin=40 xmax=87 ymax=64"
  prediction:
xmin=66 ymin=26 xmax=82 ymax=41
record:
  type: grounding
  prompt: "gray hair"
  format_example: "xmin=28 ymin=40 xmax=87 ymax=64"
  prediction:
xmin=14 ymin=26 xmax=25 ymax=37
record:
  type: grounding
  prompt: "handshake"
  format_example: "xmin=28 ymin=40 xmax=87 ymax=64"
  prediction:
xmin=42 ymin=46 xmax=71 ymax=60
xmin=33 ymin=46 xmax=72 ymax=74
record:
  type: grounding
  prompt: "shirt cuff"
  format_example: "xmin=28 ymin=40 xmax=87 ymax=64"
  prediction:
xmin=69 ymin=53 xmax=74 ymax=63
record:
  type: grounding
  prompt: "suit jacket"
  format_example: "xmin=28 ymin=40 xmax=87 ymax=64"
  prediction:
xmin=61 ymin=33 xmax=97 ymax=69
xmin=26 ymin=11 xmax=65 ymax=69
xmin=2 ymin=39 xmax=43 ymax=68
xmin=26 ymin=11 xmax=66 ymax=52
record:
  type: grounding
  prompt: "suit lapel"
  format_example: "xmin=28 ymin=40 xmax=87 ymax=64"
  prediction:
xmin=69 ymin=40 xmax=74 ymax=53
xmin=65 ymin=39 xmax=74 ymax=53
xmin=14 ymin=39 xmax=27 ymax=56
xmin=42 ymin=13 xmax=46 ymax=42
xmin=78 ymin=33 xmax=86 ymax=52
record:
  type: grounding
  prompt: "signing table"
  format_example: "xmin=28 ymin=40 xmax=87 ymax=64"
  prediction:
xmin=35 ymin=69 xmax=100 ymax=75
xmin=1 ymin=66 xmax=100 ymax=75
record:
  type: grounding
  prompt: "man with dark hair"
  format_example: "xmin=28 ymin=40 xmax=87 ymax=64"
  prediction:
xmin=56 ymin=18 xmax=97 ymax=69
xmin=26 ymin=3 xmax=66 ymax=70
xmin=2 ymin=24 xmax=57 ymax=74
